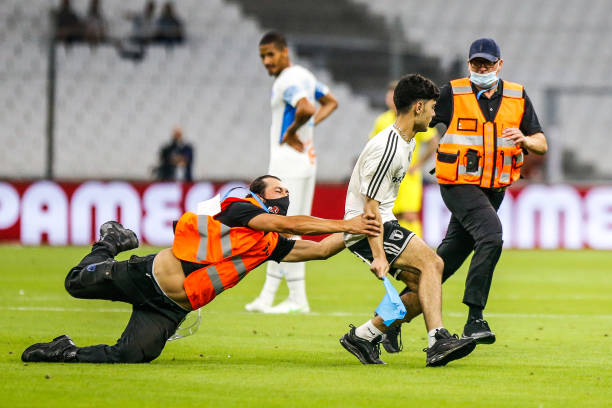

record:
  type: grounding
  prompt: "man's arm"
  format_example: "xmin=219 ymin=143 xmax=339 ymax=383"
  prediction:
xmin=501 ymin=130 xmax=547 ymax=155
xmin=282 ymin=97 xmax=316 ymax=152
xmin=364 ymin=196 xmax=388 ymax=279
xmin=313 ymin=93 xmax=338 ymax=125
xmin=247 ymin=213 xmax=380 ymax=237
xmin=505 ymin=89 xmax=547 ymax=155
xmin=281 ymin=233 xmax=346 ymax=262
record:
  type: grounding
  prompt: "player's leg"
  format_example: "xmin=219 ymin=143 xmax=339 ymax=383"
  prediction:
xmin=341 ymin=223 xmax=475 ymax=365
xmin=244 ymin=261 xmax=283 ymax=312
xmin=340 ymin=222 xmax=412 ymax=364
xmin=266 ymin=175 xmax=313 ymax=313
xmin=439 ymin=185 xmax=504 ymax=343
xmin=378 ymin=234 xmax=475 ymax=366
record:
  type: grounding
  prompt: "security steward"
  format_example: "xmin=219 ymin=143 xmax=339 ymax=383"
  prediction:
xmin=431 ymin=38 xmax=547 ymax=343
xmin=21 ymin=175 xmax=380 ymax=364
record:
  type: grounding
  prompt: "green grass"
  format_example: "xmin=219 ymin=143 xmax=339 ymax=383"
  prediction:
xmin=0 ymin=246 xmax=610 ymax=407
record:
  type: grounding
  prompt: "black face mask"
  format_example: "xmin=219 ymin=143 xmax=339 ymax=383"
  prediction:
xmin=263 ymin=196 xmax=290 ymax=216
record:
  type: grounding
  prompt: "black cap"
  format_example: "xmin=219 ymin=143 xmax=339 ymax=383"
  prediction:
xmin=469 ymin=38 xmax=500 ymax=62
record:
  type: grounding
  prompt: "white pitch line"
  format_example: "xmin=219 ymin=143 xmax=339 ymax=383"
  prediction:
xmin=1 ymin=306 xmax=611 ymax=320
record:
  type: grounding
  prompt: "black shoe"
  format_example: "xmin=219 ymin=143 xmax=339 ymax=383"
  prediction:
xmin=424 ymin=328 xmax=476 ymax=367
xmin=339 ymin=325 xmax=386 ymax=365
xmin=381 ymin=324 xmax=403 ymax=353
xmin=462 ymin=319 xmax=496 ymax=344
xmin=22 ymin=335 xmax=78 ymax=363
xmin=99 ymin=221 xmax=139 ymax=255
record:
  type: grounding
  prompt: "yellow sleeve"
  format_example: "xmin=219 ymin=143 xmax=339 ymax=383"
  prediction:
xmin=415 ymin=127 xmax=437 ymax=143
xmin=369 ymin=116 xmax=384 ymax=139
xmin=369 ymin=111 xmax=396 ymax=139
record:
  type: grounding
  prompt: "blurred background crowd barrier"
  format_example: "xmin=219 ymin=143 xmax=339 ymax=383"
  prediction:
xmin=1 ymin=0 xmax=611 ymax=247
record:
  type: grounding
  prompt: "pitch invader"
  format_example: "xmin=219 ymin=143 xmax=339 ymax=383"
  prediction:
xmin=340 ymin=74 xmax=476 ymax=366
xmin=246 ymin=31 xmax=338 ymax=314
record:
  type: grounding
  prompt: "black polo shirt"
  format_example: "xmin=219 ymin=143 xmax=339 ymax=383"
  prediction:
xmin=430 ymin=80 xmax=544 ymax=137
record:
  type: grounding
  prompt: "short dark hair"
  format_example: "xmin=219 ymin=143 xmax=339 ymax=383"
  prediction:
xmin=259 ymin=31 xmax=287 ymax=49
xmin=393 ymin=74 xmax=440 ymax=114
xmin=250 ymin=175 xmax=281 ymax=196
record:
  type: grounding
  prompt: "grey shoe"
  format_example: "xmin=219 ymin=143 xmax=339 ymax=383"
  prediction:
xmin=99 ymin=221 xmax=139 ymax=255
xmin=22 ymin=335 xmax=78 ymax=363
xmin=424 ymin=328 xmax=476 ymax=367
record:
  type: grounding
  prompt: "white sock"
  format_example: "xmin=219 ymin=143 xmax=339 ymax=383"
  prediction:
xmin=258 ymin=263 xmax=283 ymax=304
xmin=428 ymin=327 xmax=443 ymax=347
xmin=355 ymin=320 xmax=383 ymax=342
xmin=285 ymin=262 xmax=307 ymax=305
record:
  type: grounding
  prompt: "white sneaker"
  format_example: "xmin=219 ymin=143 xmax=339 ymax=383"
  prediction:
xmin=244 ymin=296 xmax=273 ymax=313
xmin=265 ymin=298 xmax=310 ymax=314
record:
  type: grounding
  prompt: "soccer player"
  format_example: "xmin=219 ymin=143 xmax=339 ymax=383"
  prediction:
xmin=246 ymin=31 xmax=338 ymax=314
xmin=21 ymin=175 xmax=379 ymax=364
xmin=369 ymin=80 xmax=438 ymax=238
xmin=368 ymin=80 xmax=439 ymax=354
xmin=339 ymin=74 xmax=476 ymax=366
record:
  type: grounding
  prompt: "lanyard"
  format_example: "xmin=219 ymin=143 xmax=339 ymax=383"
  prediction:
xmin=221 ymin=187 xmax=269 ymax=213
xmin=476 ymin=79 xmax=499 ymax=100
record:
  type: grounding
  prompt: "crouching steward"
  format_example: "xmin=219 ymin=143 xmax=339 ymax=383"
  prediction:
xmin=22 ymin=175 xmax=380 ymax=363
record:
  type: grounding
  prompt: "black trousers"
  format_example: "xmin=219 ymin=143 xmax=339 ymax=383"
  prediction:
xmin=64 ymin=244 xmax=189 ymax=363
xmin=437 ymin=184 xmax=506 ymax=309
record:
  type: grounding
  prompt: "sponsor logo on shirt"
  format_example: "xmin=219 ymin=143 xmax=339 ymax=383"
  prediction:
xmin=267 ymin=206 xmax=280 ymax=214
xmin=389 ymin=230 xmax=404 ymax=241
xmin=392 ymin=175 xmax=405 ymax=184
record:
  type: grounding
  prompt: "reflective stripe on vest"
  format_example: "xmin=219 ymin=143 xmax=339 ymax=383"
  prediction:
xmin=173 ymin=196 xmax=280 ymax=309
xmin=204 ymin=256 xmax=248 ymax=296
xmin=441 ymin=133 xmax=518 ymax=148
xmin=481 ymin=122 xmax=495 ymax=187
xmin=196 ymin=215 xmax=232 ymax=262
xmin=206 ymin=265 xmax=224 ymax=295
xmin=436 ymin=78 xmax=526 ymax=188
xmin=452 ymin=85 xmax=472 ymax=94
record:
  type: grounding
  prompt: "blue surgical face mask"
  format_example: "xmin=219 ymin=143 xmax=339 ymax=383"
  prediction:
xmin=470 ymin=70 xmax=499 ymax=88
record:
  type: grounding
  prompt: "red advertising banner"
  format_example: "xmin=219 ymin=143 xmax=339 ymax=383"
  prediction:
xmin=0 ymin=180 xmax=347 ymax=246
xmin=1 ymin=180 xmax=611 ymax=249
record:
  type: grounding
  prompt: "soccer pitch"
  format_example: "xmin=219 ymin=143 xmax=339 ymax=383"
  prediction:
xmin=0 ymin=246 xmax=610 ymax=408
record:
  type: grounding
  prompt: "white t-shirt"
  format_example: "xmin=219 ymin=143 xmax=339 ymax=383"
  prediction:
xmin=344 ymin=124 xmax=416 ymax=246
xmin=268 ymin=65 xmax=329 ymax=178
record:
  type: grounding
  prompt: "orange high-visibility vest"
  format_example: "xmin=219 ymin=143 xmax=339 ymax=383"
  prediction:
xmin=435 ymin=78 xmax=525 ymax=188
xmin=172 ymin=196 xmax=279 ymax=309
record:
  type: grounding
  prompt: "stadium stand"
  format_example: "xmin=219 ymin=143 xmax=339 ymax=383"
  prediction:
xmin=0 ymin=0 xmax=376 ymax=181
xmin=227 ymin=0 xmax=448 ymax=107
xmin=2 ymin=0 xmax=611 ymax=180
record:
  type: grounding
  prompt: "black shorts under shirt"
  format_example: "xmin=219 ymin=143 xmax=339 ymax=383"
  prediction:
xmin=178 ymin=201 xmax=296 ymax=276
